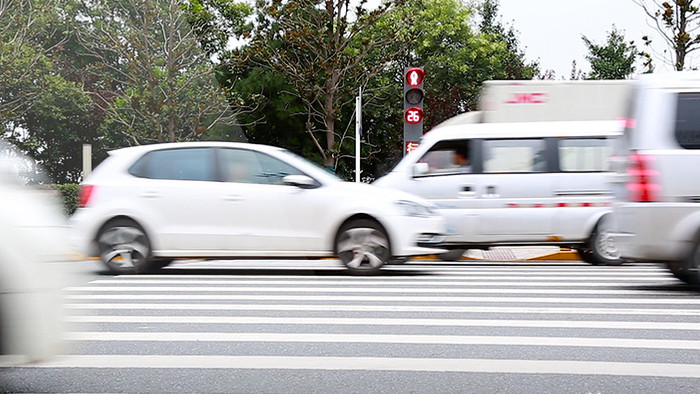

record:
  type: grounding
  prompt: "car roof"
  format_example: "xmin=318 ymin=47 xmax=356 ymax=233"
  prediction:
xmin=108 ymin=141 xmax=284 ymax=157
xmin=423 ymin=119 xmax=624 ymax=142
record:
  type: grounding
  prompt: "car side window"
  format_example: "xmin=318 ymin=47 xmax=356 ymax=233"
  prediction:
xmin=255 ymin=151 xmax=306 ymax=185
xmin=675 ymin=92 xmax=700 ymax=149
xmin=482 ymin=139 xmax=546 ymax=173
xmin=218 ymin=149 xmax=306 ymax=185
xmin=558 ymin=138 xmax=613 ymax=172
xmin=417 ymin=140 xmax=472 ymax=175
xmin=128 ymin=148 xmax=216 ymax=181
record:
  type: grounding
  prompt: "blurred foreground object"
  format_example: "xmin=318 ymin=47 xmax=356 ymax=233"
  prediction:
xmin=0 ymin=140 xmax=71 ymax=364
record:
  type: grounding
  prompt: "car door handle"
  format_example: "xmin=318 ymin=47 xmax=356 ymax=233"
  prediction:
xmin=458 ymin=184 xmax=476 ymax=198
xmin=141 ymin=191 xmax=161 ymax=199
xmin=224 ymin=194 xmax=244 ymax=202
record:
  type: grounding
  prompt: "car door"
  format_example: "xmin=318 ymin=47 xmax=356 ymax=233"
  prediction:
xmin=554 ymin=137 xmax=616 ymax=239
xmin=212 ymin=148 xmax=314 ymax=253
xmin=128 ymin=147 xmax=222 ymax=252
xmin=472 ymin=138 xmax=556 ymax=241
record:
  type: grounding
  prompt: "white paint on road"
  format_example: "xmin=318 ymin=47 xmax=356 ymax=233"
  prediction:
xmin=65 ymin=315 xmax=700 ymax=330
xmin=62 ymin=293 xmax=700 ymax=304
xmin=20 ymin=355 xmax=700 ymax=378
xmin=64 ymin=332 xmax=700 ymax=350
xmin=64 ymin=303 xmax=700 ymax=316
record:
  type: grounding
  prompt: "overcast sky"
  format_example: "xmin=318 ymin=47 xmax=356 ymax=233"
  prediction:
xmin=497 ymin=0 xmax=679 ymax=78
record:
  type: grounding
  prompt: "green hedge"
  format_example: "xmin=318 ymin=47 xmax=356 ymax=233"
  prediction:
xmin=53 ymin=184 xmax=80 ymax=216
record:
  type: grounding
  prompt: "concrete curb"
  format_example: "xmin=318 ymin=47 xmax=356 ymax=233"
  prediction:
xmin=412 ymin=249 xmax=581 ymax=261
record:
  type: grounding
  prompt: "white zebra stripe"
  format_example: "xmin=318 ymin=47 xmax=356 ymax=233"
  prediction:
xmin=17 ymin=355 xmax=700 ymax=378
xmin=65 ymin=332 xmax=700 ymax=350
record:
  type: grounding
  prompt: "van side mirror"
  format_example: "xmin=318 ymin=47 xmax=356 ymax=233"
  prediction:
xmin=282 ymin=174 xmax=318 ymax=189
xmin=412 ymin=162 xmax=429 ymax=177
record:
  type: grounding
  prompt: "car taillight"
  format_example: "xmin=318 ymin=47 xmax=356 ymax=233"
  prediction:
xmin=626 ymin=152 xmax=660 ymax=202
xmin=78 ymin=185 xmax=96 ymax=208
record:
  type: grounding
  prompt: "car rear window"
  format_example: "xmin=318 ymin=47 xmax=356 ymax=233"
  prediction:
xmin=128 ymin=148 xmax=216 ymax=181
xmin=675 ymin=92 xmax=700 ymax=149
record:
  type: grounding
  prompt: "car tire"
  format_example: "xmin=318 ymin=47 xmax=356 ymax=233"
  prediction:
xmin=438 ymin=249 xmax=466 ymax=261
xmin=97 ymin=218 xmax=153 ymax=275
xmin=670 ymin=236 xmax=700 ymax=287
xmin=335 ymin=219 xmax=390 ymax=275
xmin=581 ymin=216 xmax=623 ymax=266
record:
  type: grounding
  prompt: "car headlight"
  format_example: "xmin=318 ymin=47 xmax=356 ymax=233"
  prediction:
xmin=394 ymin=200 xmax=436 ymax=217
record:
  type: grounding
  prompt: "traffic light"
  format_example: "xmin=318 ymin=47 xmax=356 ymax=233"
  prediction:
xmin=404 ymin=67 xmax=424 ymax=154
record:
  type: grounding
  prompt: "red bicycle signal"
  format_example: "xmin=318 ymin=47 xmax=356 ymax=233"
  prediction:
xmin=405 ymin=107 xmax=424 ymax=124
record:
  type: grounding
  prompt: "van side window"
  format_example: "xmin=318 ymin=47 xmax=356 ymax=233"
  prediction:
xmin=482 ymin=139 xmax=546 ymax=173
xmin=417 ymin=140 xmax=471 ymax=175
xmin=558 ymin=138 xmax=613 ymax=172
xmin=675 ymin=92 xmax=700 ymax=149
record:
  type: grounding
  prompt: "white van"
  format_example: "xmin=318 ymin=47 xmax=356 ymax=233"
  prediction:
xmin=374 ymin=120 xmax=624 ymax=265
xmin=611 ymin=71 xmax=700 ymax=287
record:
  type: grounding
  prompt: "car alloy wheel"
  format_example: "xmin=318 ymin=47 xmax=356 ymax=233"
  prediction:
xmin=336 ymin=219 xmax=390 ymax=275
xmin=97 ymin=218 xmax=151 ymax=275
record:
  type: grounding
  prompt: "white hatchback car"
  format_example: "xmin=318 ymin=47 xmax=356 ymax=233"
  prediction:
xmin=69 ymin=142 xmax=445 ymax=275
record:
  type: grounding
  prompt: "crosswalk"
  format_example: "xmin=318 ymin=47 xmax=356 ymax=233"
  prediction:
xmin=28 ymin=260 xmax=700 ymax=378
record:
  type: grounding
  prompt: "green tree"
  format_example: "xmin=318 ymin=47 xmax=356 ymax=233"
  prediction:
xmin=1 ymin=0 xmax=98 ymax=183
xmin=634 ymin=0 xmax=700 ymax=70
xmin=74 ymin=0 xmax=246 ymax=148
xmin=582 ymin=26 xmax=638 ymax=79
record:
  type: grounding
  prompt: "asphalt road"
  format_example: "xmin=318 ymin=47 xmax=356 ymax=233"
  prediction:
xmin=1 ymin=259 xmax=699 ymax=393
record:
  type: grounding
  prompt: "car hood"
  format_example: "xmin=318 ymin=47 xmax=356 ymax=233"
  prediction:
xmin=329 ymin=181 xmax=432 ymax=206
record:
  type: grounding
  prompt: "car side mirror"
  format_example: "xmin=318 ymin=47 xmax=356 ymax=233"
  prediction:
xmin=412 ymin=162 xmax=429 ymax=177
xmin=282 ymin=174 xmax=318 ymax=189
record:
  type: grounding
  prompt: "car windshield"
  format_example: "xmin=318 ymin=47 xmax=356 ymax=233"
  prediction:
xmin=273 ymin=148 xmax=342 ymax=184
xmin=0 ymin=139 xmax=51 ymax=185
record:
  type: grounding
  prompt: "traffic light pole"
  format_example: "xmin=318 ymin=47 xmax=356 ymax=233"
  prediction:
xmin=355 ymin=88 xmax=362 ymax=183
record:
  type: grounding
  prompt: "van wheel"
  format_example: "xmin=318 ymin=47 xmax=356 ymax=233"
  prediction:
xmin=97 ymin=218 xmax=153 ymax=275
xmin=670 ymin=237 xmax=700 ymax=287
xmin=335 ymin=219 xmax=390 ymax=275
xmin=438 ymin=249 xmax=466 ymax=261
xmin=581 ymin=217 xmax=622 ymax=266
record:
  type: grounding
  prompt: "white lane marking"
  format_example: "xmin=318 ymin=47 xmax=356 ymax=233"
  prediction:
xmin=86 ymin=279 xmax=678 ymax=287
xmin=65 ymin=315 xmax=700 ymax=330
xmin=63 ymin=286 xmax=685 ymax=296
xmin=62 ymin=294 xmax=700 ymax=304
xmin=65 ymin=332 xmax=700 ymax=350
xmin=15 ymin=355 xmax=700 ymax=378
xmin=63 ymin=303 xmax=700 ymax=316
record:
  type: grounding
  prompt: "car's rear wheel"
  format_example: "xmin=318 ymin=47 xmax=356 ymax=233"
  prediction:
xmin=580 ymin=216 xmax=622 ymax=266
xmin=670 ymin=236 xmax=700 ymax=287
xmin=335 ymin=219 xmax=390 ymax=275
xmin=97 ymin=218 xmax=152 ymax=275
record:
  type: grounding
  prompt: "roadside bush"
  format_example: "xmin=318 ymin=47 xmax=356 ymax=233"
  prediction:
xmin=53 ymin=184 xmax=79 ymax=216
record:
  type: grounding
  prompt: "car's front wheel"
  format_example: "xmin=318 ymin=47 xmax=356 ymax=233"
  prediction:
xmin=97 ymin=218 xmax=152 ymax=275
xmin=335 ymin=219 xmax=390 ymax=275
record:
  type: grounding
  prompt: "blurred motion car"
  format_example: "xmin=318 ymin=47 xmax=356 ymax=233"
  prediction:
xmin=375 ymin=120 xmax=623 ymax=265
xmin=611 ymin=71 xmax=700 ymax=288
xmin=68 ymin=142 xmax=445 ymax=275
xmin=0 ymin=140 xmax=69 ymax=364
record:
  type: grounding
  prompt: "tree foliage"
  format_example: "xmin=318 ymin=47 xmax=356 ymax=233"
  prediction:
xmin=582 ymin=26 xmax=638 ymax=80
xmin=634 ymin=0 xmax=700 ymax=70
xmin=74 ymin=0 xmax=246 ymax=148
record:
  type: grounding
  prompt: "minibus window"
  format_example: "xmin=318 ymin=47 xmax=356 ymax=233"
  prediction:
xmin=416 ymin=140 xmax=472 ymax=175
xmin=482 ymin=139 xmax=546 ymax=173
xmin=558 ymin=138 xmax=613 ymax=172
